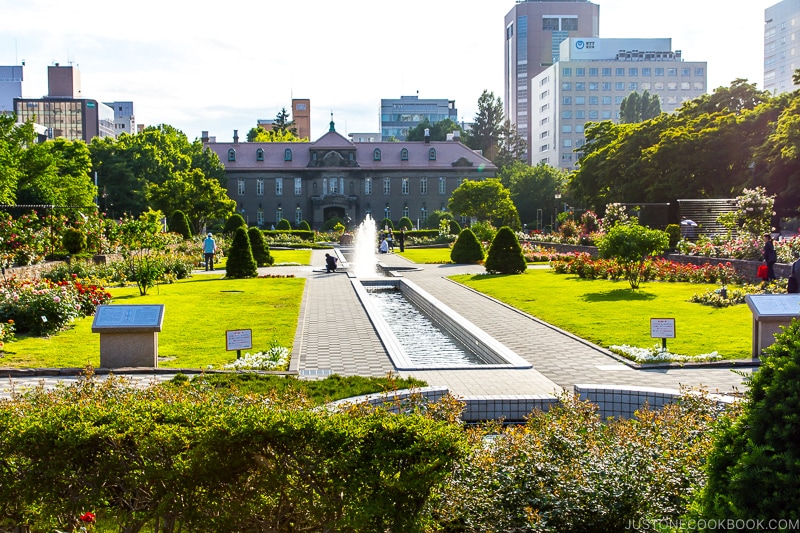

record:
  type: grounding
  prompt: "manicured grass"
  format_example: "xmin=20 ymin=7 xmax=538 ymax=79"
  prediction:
xmin=271 ymin=248 xmax=312 ymax=265
xmin=398 ymin=247 xmax=453 ymax=264
xmin=1 ymin=276 xmax=305 ymax=369
xmin=171 ymin=373 xmax=428 ymax=404
xmin=452 ymin=269 xmax=753 ymax=360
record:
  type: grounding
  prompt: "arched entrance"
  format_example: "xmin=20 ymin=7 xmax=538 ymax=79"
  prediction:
xmin=323 ymin=206 xmax=346 ymax=222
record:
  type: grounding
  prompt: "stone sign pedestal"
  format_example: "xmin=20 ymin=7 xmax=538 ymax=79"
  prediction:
xmin=745 ymin=294 xmax=800 ymax=357
xmin=92 ymin=305 xmax=165 ymax=368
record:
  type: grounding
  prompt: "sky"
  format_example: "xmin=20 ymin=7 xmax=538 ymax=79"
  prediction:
xmin=1 ymin=0 xmax=778 ymax=143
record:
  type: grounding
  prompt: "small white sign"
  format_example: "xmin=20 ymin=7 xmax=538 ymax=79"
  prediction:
xmin=226 ymin=329 xmax=252 ymax=351
xmin=650 ymin=318 xmax=675 ymax=339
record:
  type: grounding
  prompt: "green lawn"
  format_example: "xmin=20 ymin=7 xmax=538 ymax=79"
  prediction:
xmin=212 ymin=248 xmax=312 ymax=270
xmin=398 ymin=247 xmax=452 ymax=264
xmin=452 ymin=269 xmax=753 ymax=360
xmin=1 ymin=276 xmax=305 ymax=369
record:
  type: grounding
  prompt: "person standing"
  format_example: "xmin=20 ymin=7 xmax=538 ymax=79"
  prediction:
xmin=203 ymin=233 xmax=216 ymax=271
xmin=762 ymin=233 xmax=777 ymax=282
xmin=398 ymin=228 xmax=405 ymax=252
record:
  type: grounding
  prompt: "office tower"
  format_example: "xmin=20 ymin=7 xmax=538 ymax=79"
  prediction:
xmin=380 ymin=95 xmax=458 ymax=141
xmin=530 ymin=38 xmax=707 ymax=170
xmin=103 ymin=101 xmax=136 ymax=135
xmin=292 ymin=99 xmax=311 ymax=140
xmin=504 ymin=0 xmax=599 ymax=161
xmin=764 ymin=0 xmax=800 ymax=93
xmin=0 ymin=65 xmax=24 ymax=114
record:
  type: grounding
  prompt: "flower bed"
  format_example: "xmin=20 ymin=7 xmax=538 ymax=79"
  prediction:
xmin=0 ymin=276 xmax=112 ymax=336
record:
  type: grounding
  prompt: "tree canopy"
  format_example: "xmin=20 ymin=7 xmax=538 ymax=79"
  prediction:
xmin=619 ymin=90 xmax=662 ymax=123
xmin=405 ymin=119 xmax=466 ymax=142
xmin=466 ymin=90 xmax=505 ymax=163
xmin=448 ymin=178 xmax=520 ymax=230
xmin=499 ymin=161 xmax=568 ymax=228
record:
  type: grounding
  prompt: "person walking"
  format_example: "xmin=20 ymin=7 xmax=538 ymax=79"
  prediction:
xmin=762 ymin=233 xmax=777 ymax=283
xmin=398 ymin=228 xmax=405 ymax=252
xmin=203 ymin=233 xmax=216 ymax=271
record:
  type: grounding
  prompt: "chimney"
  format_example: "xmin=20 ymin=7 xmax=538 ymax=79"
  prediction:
xmin=201 ymin=131 xmax=209 ymax=143
xmin=233 ymin=129 xmax=239 ymax=144
xmin=424 ymin=128 xmax=430 ymax=143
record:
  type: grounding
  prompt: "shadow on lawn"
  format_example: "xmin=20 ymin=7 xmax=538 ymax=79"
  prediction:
xmin=582 ymin=288 xmax=656 ymax=302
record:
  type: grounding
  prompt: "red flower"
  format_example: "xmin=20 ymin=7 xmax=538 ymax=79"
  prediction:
xmin=79 ymin=511 xmax=96 ymax=523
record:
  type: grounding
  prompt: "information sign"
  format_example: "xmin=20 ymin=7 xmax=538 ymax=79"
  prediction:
xmin=226 ymin=329 xmax=252 ymax=351
xmin=650 ymin=318 xmax=676 ymax=339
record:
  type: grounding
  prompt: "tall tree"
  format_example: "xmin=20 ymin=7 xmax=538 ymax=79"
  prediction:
xmin=493 ymin=119 xmax=527 ymax=169
xmin=146 ymin=168 xmax=235 ymax=234
xmin=619 ymin=90 xmax=662 ymax=123
xmin=405 ymin=119 xmax=467 ymax=142
xmin=448 ymin=178 xmax=520 ymax=229
xmin=466 ymin=90 xmax=504 ymax=163
xmin=0 ymin=115 xmax=35 ymax=203
xmin=499 ymin=161 xmax=568 ymax=228
xmin=17 ymin=138 xmax=96 ymax=206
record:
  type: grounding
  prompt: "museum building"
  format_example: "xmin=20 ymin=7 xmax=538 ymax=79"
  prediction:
xmin=203 ymin=121 xmax=496 ymax=230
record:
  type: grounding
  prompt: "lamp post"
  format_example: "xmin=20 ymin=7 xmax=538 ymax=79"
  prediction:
xmin=554 ymin=193 xmax=561 ymax=233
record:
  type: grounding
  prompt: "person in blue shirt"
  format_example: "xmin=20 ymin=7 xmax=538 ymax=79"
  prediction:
xmin=203 ymin=233 xmax=216 ymax=271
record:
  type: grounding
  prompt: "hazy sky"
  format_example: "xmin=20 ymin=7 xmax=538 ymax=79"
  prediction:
xmin=1 ymin=0 xmax=777 ymax=142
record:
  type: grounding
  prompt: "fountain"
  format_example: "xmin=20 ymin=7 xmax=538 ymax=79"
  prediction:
xmin=351 ymin=214 xmax=378 ymax=278
xmin=346 ymin=217 xmax=531 ymax=371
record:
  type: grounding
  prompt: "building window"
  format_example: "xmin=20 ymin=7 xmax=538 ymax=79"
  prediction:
xmin=629 ymin=82 xmax=638 ymax=91
xmin=668 ymin=82 xmax=678 ymax=90
xmin=439 ymin=177 xmax=446 ymax=194
xmin=276 ymin=208 xmax=283 ymax=224
xmin=401 ymin=148 xmax=409 ymax=161
xmin=616 ymin=68 xmax=625 ymax=76
xmin=402 ymin=206 xmax=410 ymax=219
xmin=540 ymin=144 xmax=549 ymax=152
xmin=575 ymin=96 xmax=585 ymax=104
xmin=543 ymin=17 xmax=559 ymax=30
xmin=667 ymin=68 xmax=677 ymax=76
xmin=589 ymin=96 xmax=598 ymax=105
xmin=628 ymin=68 xmax=638 ymax=76
xmin=256 ymin=179 xmax=264 ymax=196
xmin=420 ymin=177 xmax=428 ymax=194
xmin=602 ymin=67 xmax=612 ymax=76
xmin=228 ymin=149 xmax=236 ymax=161
xmin=541 ymin=131 xmax=549 ymax=139
xmin=575 ymin=110 xmax=585 ymax=119
xmin=562 ymin=96 xmax=572 ymax=105
xmin=589 ymin=67 xmax=598 ymax=76
xmin=257 ymin=208 xmax=264 ymax=226
xmin=562 ymin=125 xmax=572 ymax=133
xmin=383 ymin=177 xmax=391 ymax=194
xmin=575 ymin=82 xmax=585 ymax=91
xmin=642 ymin=67 xmax=651 ymax=76
xmin=402 ymin=177 xmax=410 ymax=195
xmin=561 ymin=17 xmax=577 ymax=31
xmin=294 ymin=177 xmax=302 ymax=195
xmin=428 ymin=148 xmax=436 ymax=161
xmin=694 ymin=67 xmax=704 ymax=76
xmin=562 ymin=67 xmax=572 ymax=76
xmin=420 ymin=207 xmax=427 ymax=223
xmin=602 ymin=82 xmax=611 ymax=91
xmin=562 ymin=82 xmax=572 ymax=90
xmin=602 ymin=96 xmax=611 ymax=105
xmin=601 ymin=110 xmax=612 ymax=119
xmin=655 ymin=67 xmax=664 ymax=76
xmin=237 ymin=179 xmax=245 ymax=196
xmin=563 ymin=139 xmax=572 ymax=148
xmin=374 ymin=148 xmax=381 ymax=161
xmin=615 ymin=82 xmax=625 ymax=90
xmin=284 ymin=148 xmax=292 ymax=161
xmin=576 ymin=68 xmax=585 ymax=76
xmin=562 ymin=110 xmax=572 ymax=119
xmin=275 ymin=177 xmax=283 ymax=196
xmin=295 ymin=208 xmax=302 ymax=226
xmin=329 ymin=177 xmax=338 ymax=194
xmin=681 ymin=68 xmax=691 ymax=76
xmin=365 ymin=177 xmax=373 ymax=195
xmin=588 ymin=110 xmax=599 ymax=119
xmin=384 ymin=206 xmax=391 ymax=221
xmin=256 ymin=148 xmax=264 ymax=161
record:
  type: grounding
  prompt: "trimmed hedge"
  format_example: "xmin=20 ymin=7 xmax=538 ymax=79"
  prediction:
xmin=262 ymin=230 xmax=315 ymax=241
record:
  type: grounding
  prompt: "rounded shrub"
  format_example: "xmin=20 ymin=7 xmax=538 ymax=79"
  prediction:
xmin=449 ymin=219 xmax=462 ymax=235
xmin=169 ymin=210 xmax=192 ymax=239
xmin=226 ymin=227 xmax=258 ymax=278
xmin=320 ymin=217 xmax=344 ymax=232
xmin=484 ymin=226 xmax=527 ymax=274
xmin=276 ymin=218 xmax=292 ymax=231
xmin=248 ymin=227 xmax=274 ymax=267
xmin=61 ymin=228 xmax=86 ymax=256
xmin=224 ymin=213 xmax=247 ymax=236
xmin=665 ymin=224 xmax=681 ymax=248
xmin=380 ymin=218 xmax=394 ymax=231
xmin=398 ymin=217 xmax=414 ymax=230
xmin=298 ymin=220 xmax=311 ymax=231
xmin=450 ymin=228 xmax=484 ymax=264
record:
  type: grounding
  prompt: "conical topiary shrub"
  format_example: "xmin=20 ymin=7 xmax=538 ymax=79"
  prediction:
xmin=276 ymin=218 xmax=292 ymax=230
xmin=484 ymin=226 xmax=526 ymax=274
xmin=450 ymin=228 xmax=484 ymax=264
xmin=248 ymin=227 xmax=274 ymax=267
xmin=298 ymin=220 xmax=311 ymax=231
xmin=169 ymin=210 xmax=192 ymax=239
xmin=449 ymin=219 xmax=462 ymax=235
xmin=226 ymin=227 xmax=258 ymax=278
xmin=224 ymin=213 xmax=247 ymax=236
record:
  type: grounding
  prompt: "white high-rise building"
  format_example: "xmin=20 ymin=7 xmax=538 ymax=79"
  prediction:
xmin=764 ymin=0 xmax=800 ymax=94
xmin=0 ymin=65 xmax=24 ymax=114
xmin=530 ymin=38 xmax=707 ymax=170
xmin=103 ymin=101 xmax=136 ymax=135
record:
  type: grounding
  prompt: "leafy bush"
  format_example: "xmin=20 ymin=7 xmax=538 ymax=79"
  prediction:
xmin=168 ymin=210 xmax=192 ymax=239
xmin=469 ymin=220 xmax=497 ymax=243
xmin=449 ymin=219 xmax=461 ymax=235
xmin=665 ymin=223 xmax=681 ymax=248
xmin=226 ymin=227 xmax=258 ymax=278
xmin=61 ymin=228 xmax=86 ymax=256
xmin=558 ymin=218 xmax=580 ymax=239
xmin=320 ymin=217 xmax=344 ymax=232
xmin=398 ymin=216 xmax=414 ymax=230
xmin=0 ymin=277 xmax=111 ymax=336
xmin=434 ymin=391 xmax=727 ymax=533
xmin=450 ymin=228 xmax=484 ymax=264
xmin=693 ymin=318 xmax=800 ymax=524
xmin=717 ymin=186 xmax=775 ymax=239
xmin=597 ymin=223 xmax=669 ymax=289
xmin=223 ymin=213 xmax=247 ymax=235
xmin=0 ymin=374 xmax=465 ymax=532
xmin=484 ymin=226 xmax=527 ymax=274
xmin=380 ymin=217 xmax=394 ymax=231
xmin=297 ymin=220 xmax=311 ymax=231
xmin=247 ymin=227 xmax=274 ymax=267
xmin=276 ymin=218 xmax=292 ymax=231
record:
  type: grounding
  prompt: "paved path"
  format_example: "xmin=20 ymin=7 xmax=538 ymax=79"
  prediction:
xmin=1 ymin=249 xmax=754 ymax=399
